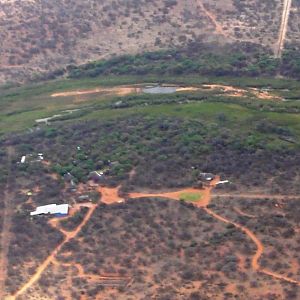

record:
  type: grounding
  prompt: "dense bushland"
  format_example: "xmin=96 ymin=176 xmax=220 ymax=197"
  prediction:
xmin=60 ymin=43 xmax=300 ymax=80
xmin=7 ymin=116 xmax=300 ymax=193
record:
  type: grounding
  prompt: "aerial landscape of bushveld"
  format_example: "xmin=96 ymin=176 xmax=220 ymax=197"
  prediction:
xmin=0 ymin=0 xmax=300 ymax=299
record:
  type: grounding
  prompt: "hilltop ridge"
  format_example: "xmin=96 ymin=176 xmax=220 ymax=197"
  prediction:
xmin=1 ymin=0 xmax=300 ymax=83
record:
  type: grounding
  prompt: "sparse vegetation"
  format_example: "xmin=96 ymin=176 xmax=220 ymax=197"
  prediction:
xmin=0 ymin=12 xmax=300 ymax=297
xmin=1 ymin=0 xmax=299 ymax=84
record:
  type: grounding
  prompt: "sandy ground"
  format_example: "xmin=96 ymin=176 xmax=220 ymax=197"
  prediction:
xmin=50 ymin=84 xmax=282 ymax=101
xmin=51 ymin=86 xmax=142 ymax=98
xmin=203 ymin=84 xmax=282 ymax=100
xmin=99 ymin=186 xmax=124 ymax=204
xmin=129 ymin=176 xmax=220 ymax=207
xmin=204 ymin=206 xmax=299 ymax=284
xmin=276 ymin=0 xmax=292 ymax=58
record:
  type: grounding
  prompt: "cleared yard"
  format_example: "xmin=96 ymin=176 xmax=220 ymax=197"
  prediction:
xmin=179 ymin=191 xmax=202 ymax=202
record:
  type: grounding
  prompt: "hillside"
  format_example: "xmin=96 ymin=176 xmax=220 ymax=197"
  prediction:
xmin=1 ymin=0 xmax=300 ymax=83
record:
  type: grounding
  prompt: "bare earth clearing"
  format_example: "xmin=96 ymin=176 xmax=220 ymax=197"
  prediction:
xmin=50 ymin=84 xmax=282 ymax=101
xmin=276 ymin=0 xmax=293 ymax=58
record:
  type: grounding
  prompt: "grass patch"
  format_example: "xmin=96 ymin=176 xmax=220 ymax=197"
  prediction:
xmin=179 ymin=192 xmax=202 ymax=202
xmin=0 ymin=75 xmax=300 ymax=141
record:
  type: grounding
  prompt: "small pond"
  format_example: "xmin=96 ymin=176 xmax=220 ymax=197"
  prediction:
xmin=142 ymin=86 xmax=178 ymax=94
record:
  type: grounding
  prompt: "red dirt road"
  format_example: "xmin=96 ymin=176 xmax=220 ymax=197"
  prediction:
xmin=10 ymin=204 xmax=97 ymax=300
xmin=204 ymin=207 xmax=299 ymax=285
xmin=128 ymin=179 xmax=300 ymax=285
xmin=5 ymin=178 xmax=300 ymax=299
xmin=129 ymin=177 xmax=220 ymax=207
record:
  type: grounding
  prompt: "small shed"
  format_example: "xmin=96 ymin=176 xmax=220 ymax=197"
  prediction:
xmin=89 ymin=171 xmax=104 ymax=182
xmin=216 ymin=180 xmax=230 ymax=186
xmin=199 ymin=173 xmax=215 ymax=181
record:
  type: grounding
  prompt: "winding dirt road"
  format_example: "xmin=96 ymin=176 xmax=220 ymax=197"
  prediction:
xmin=204 ymin=207 xmax=299 ymax=285
xmin=203 ymin=207 xmax=263 ymax=271
xmin=10 ymin=204 xmax=97 ymax=300
xmin=276 ymin=0 xmax=293 ymax=58
xmin=6 ymin=179 xmax=300 ymax=298
xmin=129 ymin=184 xmax=300 ymax=286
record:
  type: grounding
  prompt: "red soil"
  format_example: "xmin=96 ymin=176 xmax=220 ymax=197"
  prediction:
xmin=6 ymin=175 xmax=300 ymax=299
xmin=129 ymin=176 xmax=220 ymax=207
xmin=99 ymin=186 xmax=124 ymax=204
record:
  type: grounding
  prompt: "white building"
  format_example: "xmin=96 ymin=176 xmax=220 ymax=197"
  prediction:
xmin=30 ymin=204 xmax=69 ymax=217
xmin=216 ymin=180 xmax=230 ymax=185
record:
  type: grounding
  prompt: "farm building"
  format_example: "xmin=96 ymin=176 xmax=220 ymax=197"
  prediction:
xmin=19 ymin=153 xmax=44 ymax=164
xmin=89 ymin=170 xmax=104 ymax=182
xmin=216 ymin=180 xmax=230 ymax=185
xmin=30 ymin=204 xmax=69 ymax=217
xmin=199 ymin=173 xmax=215 ymax=181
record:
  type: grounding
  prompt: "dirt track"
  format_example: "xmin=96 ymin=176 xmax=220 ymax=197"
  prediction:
xmin=214 ymin=193 xmax=299 ymax=200
xmin=197 ymin=1 xmax=227 ymax=37
xmin=54 ymin=259 xmax=130 ymax=283
xmin=6 ymin=179 xmax=300 ymax=298
xmin=129 ymin=184 xmax=300 ymax=286
xmin=234 ymin=207 xmax=256 ymax=218
xmin=50 ymin=83 xmax=281 ymax=102
xmin=51 ymin=86 xmax=141 ymax=98
xmin=204 ymin=207 xmax=299 ymax=285
xmin=0 ymin=147 xmax=15 ymax=300
xmin=9 ymin=200 xmax=129 ymax=299
xmin=10 ymin=203 xmax=97 ymax=300
xmin=276 ymin=0 xmax=293 ymax=58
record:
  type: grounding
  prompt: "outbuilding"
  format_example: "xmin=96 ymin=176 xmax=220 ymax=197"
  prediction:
xmin=199 ymin=173 xmax=215 ymax=181
xmin=30 ymin=204 xmax=69 ymax=217
xmin=89 ymin=171 xmax=104 ymax=182
xmin=216 ymin=180 xmax=230 ymax=185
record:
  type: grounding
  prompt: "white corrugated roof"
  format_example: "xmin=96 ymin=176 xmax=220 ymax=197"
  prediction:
xmin=216 ymin=180 xmax=230 ymax=185
xmin=30 ymin=204 xmax=69 ymax=216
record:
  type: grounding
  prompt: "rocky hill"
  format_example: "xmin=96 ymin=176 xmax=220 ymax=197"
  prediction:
xmin=0 ymin=0 xmax=300 ymax=83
